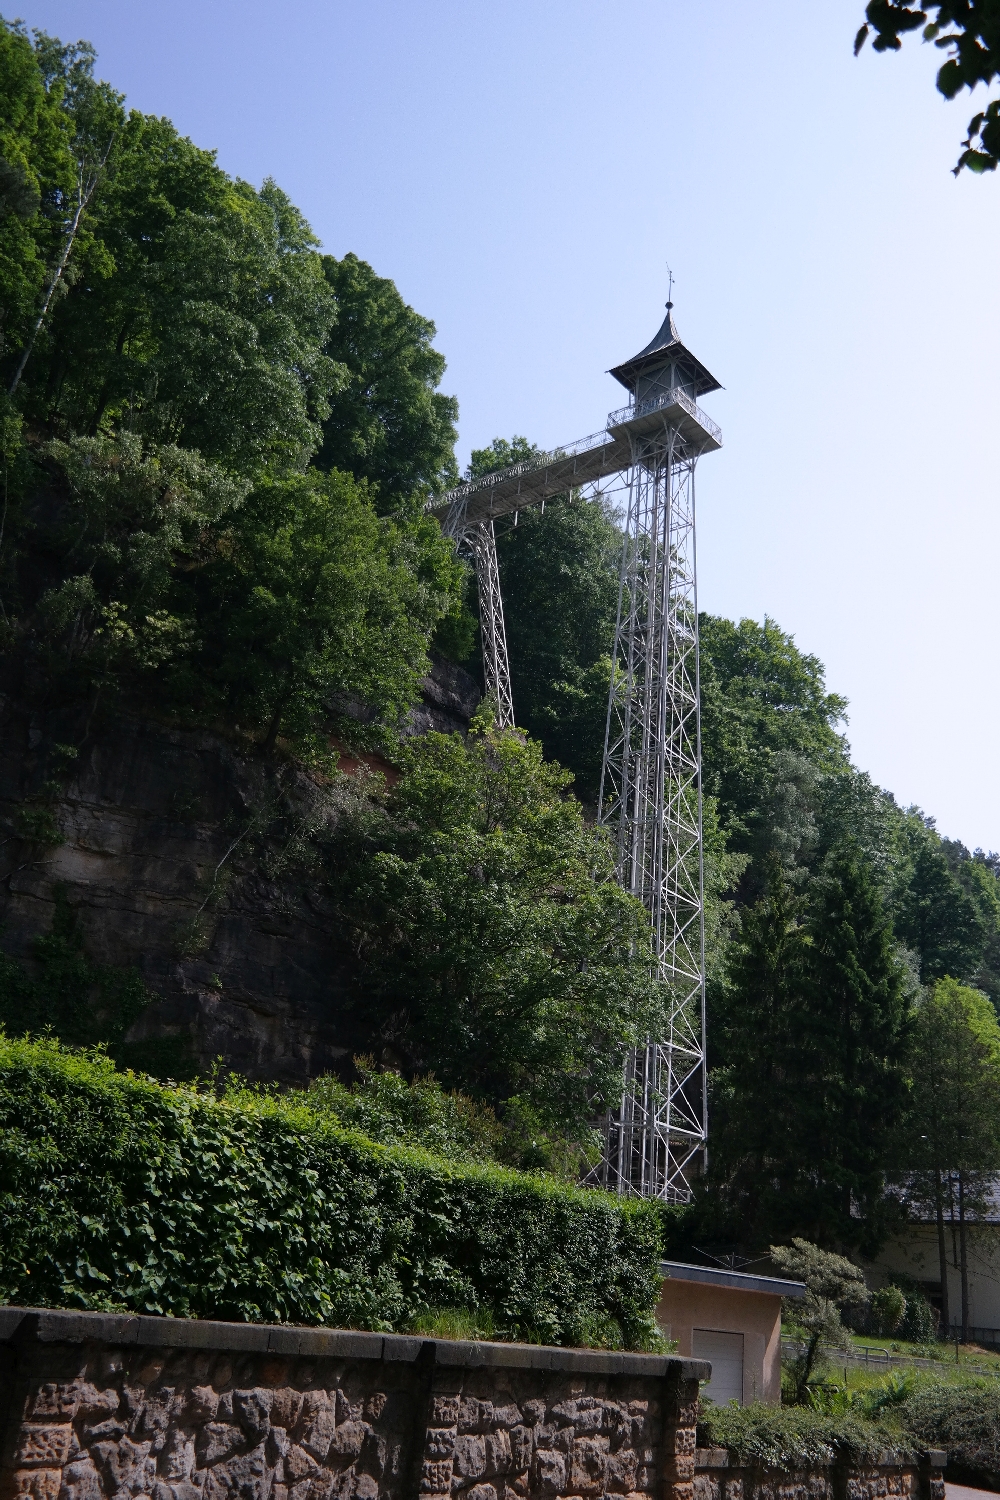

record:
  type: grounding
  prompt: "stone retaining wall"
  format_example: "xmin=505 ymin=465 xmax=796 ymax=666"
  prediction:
xmin=0 ymin=1311 xmax=708 ymax=1500
xmin=692 ymin=1446 xmax=946 ymax=1500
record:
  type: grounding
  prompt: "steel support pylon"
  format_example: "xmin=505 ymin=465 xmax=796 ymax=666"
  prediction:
xmin=471 ymin=520 xmax=515 ymax=729
xmin=594 ymin=422 xmax=707 ymax=1204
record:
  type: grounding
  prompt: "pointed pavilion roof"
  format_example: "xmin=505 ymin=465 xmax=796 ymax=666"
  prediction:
xmin=608 ymin=302 xmax=722 ymax=399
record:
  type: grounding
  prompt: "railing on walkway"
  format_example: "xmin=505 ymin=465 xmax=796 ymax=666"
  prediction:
xmin=607 ymin=386 xmax=722 ymax=444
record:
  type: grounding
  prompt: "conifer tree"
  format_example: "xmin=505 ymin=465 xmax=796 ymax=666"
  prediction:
xmin=708 ymin=847 xmax=911 ymax=1252
xmin=802 ymin=845 xmax=913 ymax=1248
xmin=708 ymin=856 xmax=808 ymax=1245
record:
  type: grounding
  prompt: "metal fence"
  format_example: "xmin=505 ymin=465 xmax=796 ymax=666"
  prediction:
xmin=781 ymin=1337 xmax=1000 ymax=1378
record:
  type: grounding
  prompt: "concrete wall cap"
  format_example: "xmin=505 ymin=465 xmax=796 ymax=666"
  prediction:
xmin=0 ymin=1306 xmax=707 ymax=1378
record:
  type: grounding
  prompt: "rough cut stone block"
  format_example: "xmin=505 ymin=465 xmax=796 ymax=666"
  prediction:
xmin=485 ymin=1433 xmax=512 ymax=1477
xmin=533 ymin=1450 xmax=566 ymax=1496
xmin=9 ymin=1469 xmax=63 ymax=1500
xmin=509 ymin=1429 xmax=532 ymax=1474
xmin=16 ymin=1428 xmax=74 ymax=1467
xmin=431 ymin=1399 xmax=460 ymax=1428
xmin=422 ymin=1461 xmax=454 ymax=1493
xmin=453 ymin=1436 xmax=487 ymax=1481
xmin=196 ymin=1423 xmax=245 ymax=1468
xmin=606 ymin=1449 xmax=638 ymax=1492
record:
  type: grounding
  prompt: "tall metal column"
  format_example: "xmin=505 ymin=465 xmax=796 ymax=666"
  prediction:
xmin=471 ymin=520 xmax=515 ymax=729
xmin=595 ymin=421 xmax=707 ymax=1203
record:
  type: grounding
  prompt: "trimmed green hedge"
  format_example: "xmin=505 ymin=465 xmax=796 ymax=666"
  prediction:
xmin=697 ymin=1403 xmax=915 ymax=1468
xmin=0 ymin=1037 xmax=662 ymax=1347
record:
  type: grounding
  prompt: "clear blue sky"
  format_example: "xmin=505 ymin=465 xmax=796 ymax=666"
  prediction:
xmin=16 ymin=0 xmax=1000 ymax=851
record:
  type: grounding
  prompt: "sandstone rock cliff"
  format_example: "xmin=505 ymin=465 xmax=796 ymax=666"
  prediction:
xmin=0 ymin=656 xmax=480 ymax=1084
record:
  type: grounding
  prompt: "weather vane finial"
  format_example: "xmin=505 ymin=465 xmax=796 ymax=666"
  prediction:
xmin=666 ymin=262 xmax=674 ymax=307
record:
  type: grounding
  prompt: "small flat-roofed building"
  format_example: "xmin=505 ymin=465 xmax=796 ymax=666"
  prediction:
xmin=656 ymin=1260 xmax=805 ymax=1406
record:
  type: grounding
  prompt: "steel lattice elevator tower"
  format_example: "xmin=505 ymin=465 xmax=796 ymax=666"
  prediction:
xmin=432 ymin=299 xmax=722 ymax=1203
xmin=594 ymin=302 xmax=721 ymax=1203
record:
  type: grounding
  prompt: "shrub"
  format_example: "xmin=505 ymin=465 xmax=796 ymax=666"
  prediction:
xmin=870 ymin=1285 xmax=906 ymax=1336
xmin=902 ymin=1381 xmax=1000 ymax=1484
xmin=899 ymin=1290 xmax=938 ymax=1345
xmin=306 ymin=1065 xmax=503 ymax=1163
xmin=698 ymin=1402 xmax=913 ymax=1468
xmin=0 ymin=1036 xmax=663 ymax=1348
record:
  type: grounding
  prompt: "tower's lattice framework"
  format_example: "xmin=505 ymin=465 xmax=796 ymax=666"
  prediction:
xmin=594 ymin=427 xmax=705 ymax=1202
xmin=432 ymin=302 xmax=721 ymax=1202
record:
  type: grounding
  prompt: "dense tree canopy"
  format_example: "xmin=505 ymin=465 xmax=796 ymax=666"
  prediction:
xmin=332 ymin=721 xmax=667 ymax=1141
xmin=706 ymin=846 xmax=914 ymax=1254
xmin=0 ymin=20 xmax=464 ymax=755
xmin=316 ymin=253 xmax=459 ymax=507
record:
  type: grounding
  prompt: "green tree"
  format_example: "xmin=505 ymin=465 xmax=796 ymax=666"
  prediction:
xmin=709 ymin=857 xmax=810 ymax=1245
xmin=0 ymin=28 xmax=340 ymax=477
xmin=699 ymin=615 xmax=850 ymax=892
xmin=802 ymin=845 xmax=913 ymax=1247
xmin=0 ymin=21 xmax=78 ymax=374
xmin=333 ymin=721 xmax=666 ymax=1139
xmin=709 ymin=847 xmax=912 ymax=1252
xmin=943 ymin=840 xmax=1000 ymax=1006
xmin=894 ymin=823 xmax=987 ymax=984
xmin=15 ymin=433 xmax=247 ymax=701
xmin=770 ymin=1238 xmax=870 ymax=1402
xmin=316 ymin=252 xmax=459 ymax=506
xmin=192 ymin=468 xmax=463 ymax=748
xmin=905 ymin=977 xmax=1000 ymax=1339
xmin=855 ymin=2 xmax=1000 ymax=173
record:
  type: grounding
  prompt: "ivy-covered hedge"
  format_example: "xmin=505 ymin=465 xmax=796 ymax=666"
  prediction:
xmin=0 ymin=1037 xmax=662 ymax=1348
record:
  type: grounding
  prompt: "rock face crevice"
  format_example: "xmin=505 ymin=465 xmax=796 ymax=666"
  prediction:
xmin=0 ymin=658 xmax=480 ymax=1085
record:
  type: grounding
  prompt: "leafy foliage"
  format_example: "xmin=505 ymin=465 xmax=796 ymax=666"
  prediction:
xmin=0 ymin=24 xmax=465 ymax=756
xmin=307 ymin=1063 xmax=504 ymax=1164
xmin=901 ymin=1379 xmax=1000 ymax=1481
xmin=771 ymin=1238 xmax=871 ymax=1402
xmin=316 ymin=253 xmax=459 ymax=505
xmin=855 ymin=2 xmax=1000 ymax=173
xmin=0 ymin=1034 xmax=664 ymax=1347
xmin=331 ymin=720 xmax=667 ymax=1140
xmin=0 ymin=887 xmax=148 ymax=1050
xmin=903 ymin=978 xmax=1000 ymax=1335
xmin=0 ymin=22 xmax=79 ymax=360
xmin=189 ymin=467 xmax=462 ymax=748
xmin=698 ymin=614 xmax=850 ymax=890
xmin=869 ymin=1284 xmax=907 ymax=1335
xmin=697 ymin=1400 xmax=907 ymax=1465
xmin=0 ymin=23 xmax=341 ymax=475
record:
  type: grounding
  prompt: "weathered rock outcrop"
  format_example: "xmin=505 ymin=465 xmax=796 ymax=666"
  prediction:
xmin=0 ymin=658 xmax=480 ymax=1085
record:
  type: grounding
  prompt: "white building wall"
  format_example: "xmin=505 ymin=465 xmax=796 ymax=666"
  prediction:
xmin=872 ymin=1224 xmax=1000 ymax=1334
